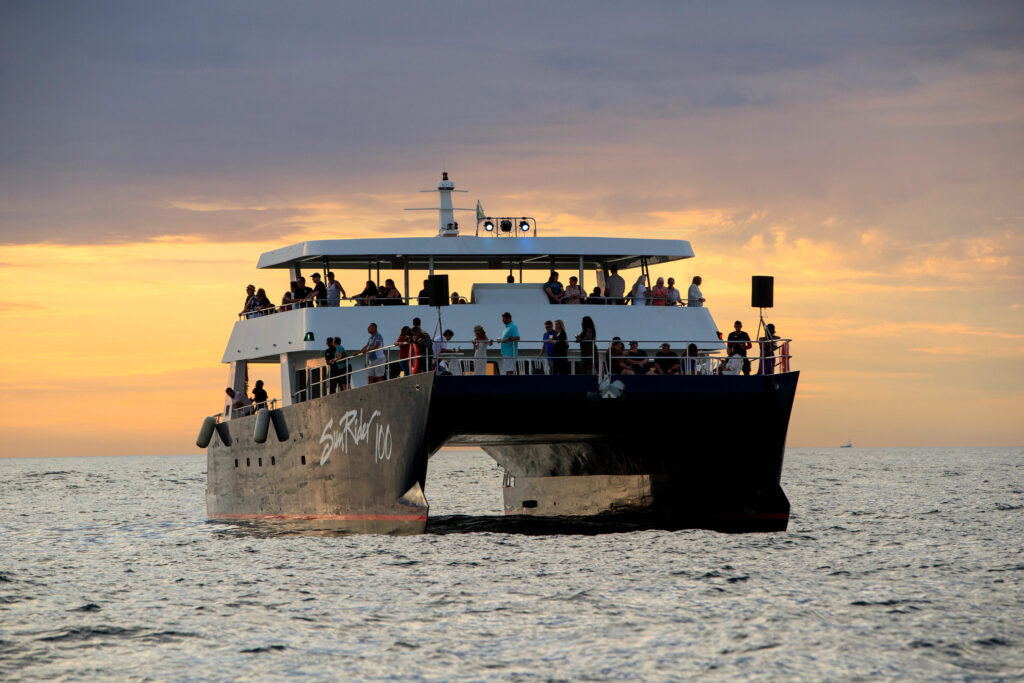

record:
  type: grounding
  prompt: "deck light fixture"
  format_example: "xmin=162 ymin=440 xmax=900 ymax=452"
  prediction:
xmin=519 ymin=220 xmax=530 ymax=232
xmin=484 ymin=220 xmax=495 ymax=232
xmin=500 ymin=219 xmax=513 ymax=233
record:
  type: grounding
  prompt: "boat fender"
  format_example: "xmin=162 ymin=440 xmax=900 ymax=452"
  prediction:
xmin=214 ymin=421 xmax=232 ymax=447
xmin=196 ymin=416 xmax=217 ymax=448
xmin=253 ymin=409 xmax=270 ymax=444
xmin=270 ymin=409 xmax=290 ymax=442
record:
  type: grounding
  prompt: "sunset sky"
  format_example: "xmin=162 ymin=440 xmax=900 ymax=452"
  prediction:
xmin=1 ymin=2 xmax=1021 ymax=456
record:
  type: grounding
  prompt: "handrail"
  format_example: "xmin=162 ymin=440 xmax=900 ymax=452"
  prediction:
xmin=221 ymin=335 xmax=793 ymax=417
xmin=238 ymin=295 xmax=709 ymax=319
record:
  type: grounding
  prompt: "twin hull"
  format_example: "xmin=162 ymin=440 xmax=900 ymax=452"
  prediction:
xmin=206 ymin=371 xmax=799 ymax=533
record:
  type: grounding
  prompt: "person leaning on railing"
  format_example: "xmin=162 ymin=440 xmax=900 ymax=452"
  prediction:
xmin=252 ymin=380 xmax=269 ymax=408
xmin=330 ymin=336 xmax=348 ymax=391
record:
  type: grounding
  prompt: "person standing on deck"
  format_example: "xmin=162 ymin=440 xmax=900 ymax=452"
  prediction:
xmin=310 ymin=273 xmax=328 ymax=306
xmin=629 ymin=275 xmax=649 ymax=306
xmin=759 ymin=323 xmax=778 ymax=375
xmin=539 ymin=320 xmax=556 ymax=373
xmin=687 ymin=276 xmax=705 ymax=307
xmin=665 ymin=277 xmax=681 ymax=306
xmin=604 ymin=266 xmax=626 ymax=304
xmin=472 ymin=325 xmax=492 ymax=376
xmin=324 ymin=337 xmax=337 ymax=391
xmin=239 ymin=284 xmax=256 ymax=317
xmin=727 ymin=320 xmax=753 ymax=375
xmin=326 ymin=271 xmax=345 ymax=306
xmin=651 ymin=277 xmax=668 ymax=306
xmin=331 ymin=337 xmax=348 ymax=391
xmin=563 ymin=276 xmax=583 ymax=304
xmin=500 ymin=312 xmax=520 ymax=375
xmin=360 ymin=323 xmax=386 ymax=383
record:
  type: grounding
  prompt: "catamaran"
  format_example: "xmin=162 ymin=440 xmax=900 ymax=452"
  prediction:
xmin=197 ymin=173 xmax=799 ymax=533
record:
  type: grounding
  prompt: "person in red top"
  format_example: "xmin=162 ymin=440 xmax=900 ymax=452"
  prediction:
xmin=396 ymin=326 xmax=414 ymax=376
xmin=651 ymin=277 xmax=668 ymax=306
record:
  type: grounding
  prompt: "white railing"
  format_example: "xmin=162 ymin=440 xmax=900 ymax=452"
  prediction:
xmin=238 ymin=294 xmax=708 ymax=319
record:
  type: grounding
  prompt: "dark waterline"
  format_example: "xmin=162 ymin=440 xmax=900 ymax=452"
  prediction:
xmin=1 ymin=448 xmax=1022 ymax=680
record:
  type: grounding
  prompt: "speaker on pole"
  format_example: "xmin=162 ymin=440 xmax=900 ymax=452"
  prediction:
xmin=751 ymin=275 xmax=774 ymax=308
xmin=427 ymin=274 xmax=450 ymax=307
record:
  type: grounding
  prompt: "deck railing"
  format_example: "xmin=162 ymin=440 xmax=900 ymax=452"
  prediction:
xmin=283 ymin=337 xmax=793 ymax=406
xmin=238 ymin=295 xmax=706 ymax=319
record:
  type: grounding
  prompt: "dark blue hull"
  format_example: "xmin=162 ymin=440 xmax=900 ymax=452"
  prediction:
xmin=427 ymin=372 xmax=799 ymax=531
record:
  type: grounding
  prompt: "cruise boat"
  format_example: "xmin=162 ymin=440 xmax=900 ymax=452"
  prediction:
xmin=197 ymin=173 xmax=799 ymax=533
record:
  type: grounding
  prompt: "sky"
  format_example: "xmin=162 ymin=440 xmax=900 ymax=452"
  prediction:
xmin=1 ymin=1 xmax=1022 ymax=456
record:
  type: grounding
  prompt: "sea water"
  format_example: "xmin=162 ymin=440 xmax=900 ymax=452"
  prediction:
xmin=1 ymin=448 xmax=1022 ymax=680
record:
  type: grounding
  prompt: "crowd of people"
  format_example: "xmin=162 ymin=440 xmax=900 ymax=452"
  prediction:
xmin=240 ymin=268 xmax=711 ymax=319
xmin=224 ymin=312 xmax=782 ymax=411
xmin=542 ymin=267 xmax=706 ymax=307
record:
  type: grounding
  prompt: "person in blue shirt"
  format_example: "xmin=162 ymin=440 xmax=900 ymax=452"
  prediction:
xmin=543 ymin=271 xmax=564 ymax=304
xmin=500 ymin=312 xmax=520 ymax=375
xmin=539 ymin=320 xmax=556 ymax=373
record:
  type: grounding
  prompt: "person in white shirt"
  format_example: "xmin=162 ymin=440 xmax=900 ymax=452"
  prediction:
xmin=720 ymin=352 xmax=744 ymax=375
xmin=629 ymin=274 xmax=648 ymax=306
xmin=687 ymin=276 xmax=705 ymax=307
xmin=666 ymin=277 xmax=681 ymax=305
xmin=604 ymin=265 xmax=626 ymax=304
xmin=433 ymin=329 xmax=454 ymax=372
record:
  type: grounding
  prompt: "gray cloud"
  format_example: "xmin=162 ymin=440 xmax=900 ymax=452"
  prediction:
xmin=1 ymin=1 xmax=1021 ymax=246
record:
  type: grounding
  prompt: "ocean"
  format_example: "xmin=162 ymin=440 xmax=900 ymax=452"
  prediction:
xmin=1 ymin=448 xmax=1022 ymax=680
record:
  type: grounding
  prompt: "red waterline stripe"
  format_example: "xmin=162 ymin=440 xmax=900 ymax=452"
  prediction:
xmin=211 ymin=513 xmax=428 ymax=522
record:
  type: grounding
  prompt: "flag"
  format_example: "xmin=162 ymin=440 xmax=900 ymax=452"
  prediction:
xmin=476 ymin=200 xmax=485 ymax=222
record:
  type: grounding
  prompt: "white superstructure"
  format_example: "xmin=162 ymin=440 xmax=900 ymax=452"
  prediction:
xmin=226 ymin=174 xmax=725 ymax=406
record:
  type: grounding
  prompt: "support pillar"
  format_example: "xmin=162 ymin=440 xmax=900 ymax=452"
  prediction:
xmin=279 ymin=353 xmax=297 ymax=407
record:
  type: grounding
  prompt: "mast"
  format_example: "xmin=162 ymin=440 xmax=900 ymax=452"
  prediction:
xmin=405 ymin=172 xmax=471 ymax=236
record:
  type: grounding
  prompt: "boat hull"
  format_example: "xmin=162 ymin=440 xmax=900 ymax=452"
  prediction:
xmin=206 ymin=374 xmax=434 ymax=534
xmin=427 ymin=372 xmax=799 ymax=532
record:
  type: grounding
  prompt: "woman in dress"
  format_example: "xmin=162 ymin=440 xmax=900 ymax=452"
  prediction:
xmin=576 ymin=316 xmax=597 ymax=374
xmin=552 ymin=320 xmax=570 ymax=375
xmin=472 ymin=325 xmax=492 ymax=376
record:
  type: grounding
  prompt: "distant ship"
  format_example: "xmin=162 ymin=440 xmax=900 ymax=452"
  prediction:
xmin=197 ymin=173 xmax=799 ymax=533
xmin=841 ymin=439 xmax=852 ymax=448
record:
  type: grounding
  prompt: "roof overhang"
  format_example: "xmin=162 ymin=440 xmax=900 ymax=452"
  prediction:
xmin=256 ymin=236 xmax=694 ymax=271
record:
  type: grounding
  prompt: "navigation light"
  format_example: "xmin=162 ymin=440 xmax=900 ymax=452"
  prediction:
xmin=304 ymin=332 xmax=315 ymax=341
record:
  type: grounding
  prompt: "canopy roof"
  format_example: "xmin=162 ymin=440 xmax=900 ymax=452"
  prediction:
xmin=257 ymin=236 xmax=694 ymax=271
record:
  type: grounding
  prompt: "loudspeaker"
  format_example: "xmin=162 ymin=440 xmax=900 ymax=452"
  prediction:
xmin=427 ymin=274 xmax=450 ymax=307
xmin=751 ymin=275 xmax=774 ymax=308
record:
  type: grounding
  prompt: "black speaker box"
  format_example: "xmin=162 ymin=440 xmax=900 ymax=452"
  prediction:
xmin=427 ymin=274 xmax=450 ymax=307
xmin=752 ymin=275 xmax=774 ymax=308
